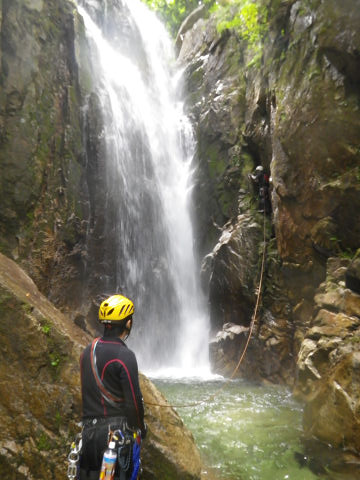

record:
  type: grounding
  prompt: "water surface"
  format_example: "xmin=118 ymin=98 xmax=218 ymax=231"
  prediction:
xmin=153 ymin=378 xmax=320 ymax=480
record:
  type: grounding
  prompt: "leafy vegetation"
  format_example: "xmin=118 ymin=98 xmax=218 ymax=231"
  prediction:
xmin=213 ymin=0 xmax=267 ymax=42
xmin=140 ymin=0 xmax=215 ymax=37
xmin=140 ymin=0 xmax=268 ymax=68
xmin=41 ymin=321 xmax=51 ymax=335
xmin=37 ymin=432 xmax=52 ymax=451
xmin=211 ymin=0 xmax=268 ymax=66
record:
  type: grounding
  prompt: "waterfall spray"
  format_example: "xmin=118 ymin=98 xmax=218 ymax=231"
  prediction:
xmin=77 ymin=0 xmax=209 ymax=376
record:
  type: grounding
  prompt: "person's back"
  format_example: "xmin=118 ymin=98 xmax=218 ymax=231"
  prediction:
xmin=79 ymin=294 xmax=146 ymax=480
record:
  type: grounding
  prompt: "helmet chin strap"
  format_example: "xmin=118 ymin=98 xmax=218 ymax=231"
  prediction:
xmin=122 ymin=319 xmax=132 ymax=341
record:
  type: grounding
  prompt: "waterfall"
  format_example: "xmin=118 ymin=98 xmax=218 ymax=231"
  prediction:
xmin=77 ymin=0 xmax=210 ymax=375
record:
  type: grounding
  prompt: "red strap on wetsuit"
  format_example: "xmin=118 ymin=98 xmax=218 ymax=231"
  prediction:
xmin=90 ymin=337 xmax=124 ymax=404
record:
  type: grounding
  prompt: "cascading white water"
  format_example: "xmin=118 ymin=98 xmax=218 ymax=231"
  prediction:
xmin=77 ymin=0 xmax=210 ymax=376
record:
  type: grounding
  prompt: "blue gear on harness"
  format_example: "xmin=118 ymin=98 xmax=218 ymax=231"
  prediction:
xmin=130 ymin=434 xmax=141 ymax=480
xmin=112 ymin=429 xmax=141 ymax=480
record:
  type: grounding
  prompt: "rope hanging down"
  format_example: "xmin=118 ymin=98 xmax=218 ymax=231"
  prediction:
xmin=144 ymin=211 xmax=268 ymax=409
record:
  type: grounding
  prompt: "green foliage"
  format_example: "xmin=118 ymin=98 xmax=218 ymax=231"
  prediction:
xmin=41 ymin=321 xmax=51 ymax=335
xmin=211 ymin=0 xmax=268 ymax=66
xmin=21 ymin=302 xmax=33 ymax=314
xmin=49 ymin=352 xmax=61 ymax=368
xmin=37 ymin=432 xmax=52 ymax=451
xmin=42 ymin=324 xmax=51 ymax=335
xmin=140 ymin=0 xmax=215 ymax=38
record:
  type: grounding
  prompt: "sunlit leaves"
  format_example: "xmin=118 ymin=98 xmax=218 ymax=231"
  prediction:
xmin=213 ymin=0 xmax=268 ymax=46
xmin=140 ymin=0 xmax=216 ymax=37
xmin=210 ymin=0 xmax=268 ymax=67
xmin=139 ymin=0 xmax=268 ymax=58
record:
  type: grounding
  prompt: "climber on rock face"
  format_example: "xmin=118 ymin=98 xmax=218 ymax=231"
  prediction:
xmin=248 ymin=165 xmax=272 ymax=215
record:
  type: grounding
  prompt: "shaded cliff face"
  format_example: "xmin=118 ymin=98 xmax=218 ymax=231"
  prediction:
xmin=0 ymin=0 xmax=91 ymax=318
xmin=178 ymin=0 xmax=360 ymax=454
xmin=0 ymin=0 xmax=134 ymax=330
xmin=179 ymin=0 xmax=360 ymax=369
xmin=269 ymin=0 xmax=360 ymax=263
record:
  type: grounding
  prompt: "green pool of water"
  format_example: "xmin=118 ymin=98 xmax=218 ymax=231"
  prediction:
xmin=152 ymin=378 xmax=321 ymax=480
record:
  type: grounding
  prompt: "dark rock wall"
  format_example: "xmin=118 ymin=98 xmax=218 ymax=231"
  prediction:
xmin=0 ymin=0 xmax=90 ymax=316
xmin=269 ymin=0 xmax=360 ymax=263
xmin=0 ymin=0 xmax=119 ymax=333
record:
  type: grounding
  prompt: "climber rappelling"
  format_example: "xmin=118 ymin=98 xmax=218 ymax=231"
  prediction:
xmin=248 ymin=165 xmax=272 ymax=215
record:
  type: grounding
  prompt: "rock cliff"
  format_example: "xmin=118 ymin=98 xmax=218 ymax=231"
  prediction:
xmin=177 ymin=0 xmax=360 ymax=459
xmin=0 ymin=0 xmax=128 ymax=331
xmin=0 ymin=0 xmax=91 ymax=321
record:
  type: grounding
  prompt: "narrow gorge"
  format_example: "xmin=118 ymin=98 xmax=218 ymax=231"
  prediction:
xmin=0 ymin=0 xmax=359 ymax=478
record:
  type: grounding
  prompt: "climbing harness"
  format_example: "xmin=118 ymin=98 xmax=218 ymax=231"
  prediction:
xmin=67 ymin=425 xmax=141 ymax=480
xmin=67 ymin=432 xmax=82 ymax=480
xmin=144 ymin=209 xmax=268 ymax=409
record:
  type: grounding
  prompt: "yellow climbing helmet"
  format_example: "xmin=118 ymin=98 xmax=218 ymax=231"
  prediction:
xmin=99 ymin=294 xmax=134 ymax=323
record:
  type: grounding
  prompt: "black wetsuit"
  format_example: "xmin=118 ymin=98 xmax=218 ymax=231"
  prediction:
xmin=79 ymin=336 xmax=145 ymax=479
xmin=250 ymin=170 xmax=271 ymax=214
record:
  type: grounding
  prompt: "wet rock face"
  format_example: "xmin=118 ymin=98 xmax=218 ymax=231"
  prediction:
xmin=0 ymin=0 xmax=129 ymax=330
xmin=0 ymin=253 xmax=202 ymax=480
xmin=294 ymin=257 xmax=360 ymax=451
xmin=202 ymin=215 xmax=262 ymax=332
xmin=0 ymin=0 xmax=91 ymax=317
xmin=270 ymin=0 xmax=360 ymax=264
xmin=179 ymin=17 xmax=254 ymax=261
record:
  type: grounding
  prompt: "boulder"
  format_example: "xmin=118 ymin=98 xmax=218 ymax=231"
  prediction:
xmin=209 ymin=322 xmax=252 ymax=378
xmin=202 ymin=214 xmax=263 ymax=332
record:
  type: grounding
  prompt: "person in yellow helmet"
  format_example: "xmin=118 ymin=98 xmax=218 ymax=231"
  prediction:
xmin=79 ymin=294 xmax=146 ymax=480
